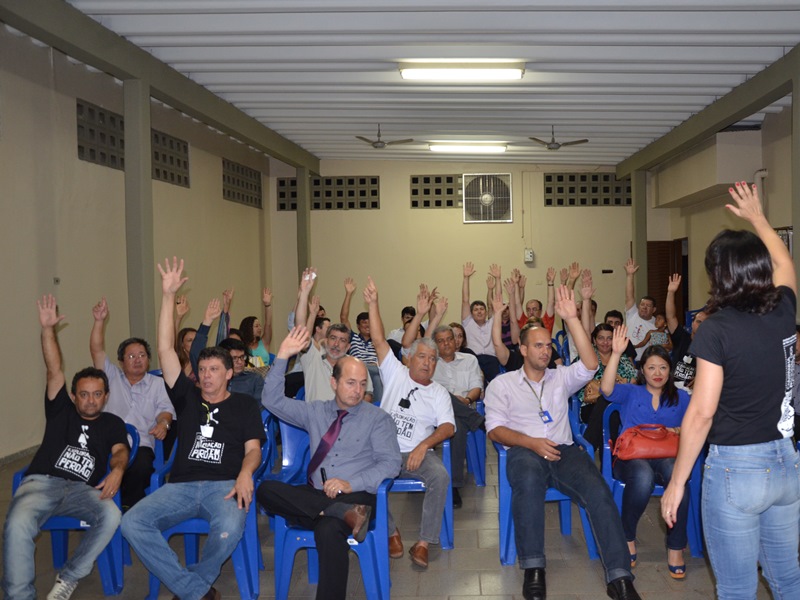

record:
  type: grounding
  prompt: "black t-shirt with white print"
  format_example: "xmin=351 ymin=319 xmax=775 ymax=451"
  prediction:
xmin=167 ymin=372 xmax=265 ymax=483
xmin=690 ymin=286 xmax=797 ymax=446
xmin=27 ymin=385 xmax=129 ymax=487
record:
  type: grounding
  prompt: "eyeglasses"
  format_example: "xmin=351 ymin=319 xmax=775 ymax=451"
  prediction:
xmin=125 ymin=352 xmax=147 ymax=360
xmin=231 ymin=355 xmax=247 ymax=363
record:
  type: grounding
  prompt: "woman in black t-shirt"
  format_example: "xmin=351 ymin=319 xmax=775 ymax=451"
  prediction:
xmin=661 ymin=181 xmax=800 ymax=600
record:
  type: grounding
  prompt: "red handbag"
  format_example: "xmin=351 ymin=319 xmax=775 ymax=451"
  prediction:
xmin=612 ymin=424 xmax=679 ymax=461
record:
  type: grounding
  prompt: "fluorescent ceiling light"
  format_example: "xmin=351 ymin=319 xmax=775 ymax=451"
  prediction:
xmin=400 ymin=62 xmax=524 ymax=82
xmin=429 ymin=144 xmax=507 ymax=154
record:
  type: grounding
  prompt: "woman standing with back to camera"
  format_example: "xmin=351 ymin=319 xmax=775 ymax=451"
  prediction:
xmin=661 ymin=181 xmax=800 ymax=599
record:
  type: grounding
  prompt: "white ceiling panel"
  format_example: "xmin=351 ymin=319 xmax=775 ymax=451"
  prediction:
xmin=66 ymin=0 xmax=800 ymax=165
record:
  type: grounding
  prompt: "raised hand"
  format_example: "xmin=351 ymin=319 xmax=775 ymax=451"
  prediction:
xmin=559 ymin=268 xmax=568 ymax=286
xmin=463 ymin=262 xmax=475 ymax=278
xmin=511 ymin=268 xmax=521 ymax=284
xmin=204 ymin=298 xmax=222 ymax=324
xmin=486 ymin=275 xmax=496 ymax=291
xmin=222 ymin=288 xmax=235 ymax=313
xmin=611 ymin=324 xmax=629 ymax=355
xmin=278 ymin=326 xmax=311 ymax=358
xmin=568 ymin=261 xmax=581 ymax=283
xmin=554 ymin=286 xmax=577 ymax=320
xmin=344 ymin=277 xmax=356 ymax=294
xmin=546 ymin=267 xmax=556 ymax=285
xmin=416 ymin=285 xmax=432 ymax=316
xmin=518 ymin=274 xmax=527 ymax=289
xmin=488 ymin=263 xmax=501 ymax=279
xmin=580 ymin=270 xmax=595 ymax=300
xmin=503 ymin=278 xmax=516 ymax=297
xmin=362 ymin=276 xmax=378 ymax=305
xmin=726 ymin=180 xmax=765 ymax=224
xmin=667 ymin=274 xmax=682 ymax=293
xmin=92 ymin=297 xmax=109 ymax=322
xmin=157 ymin=257 xmax=188 ymax=295
xmin=435 ymin=295 xmax=448 ymax=316
xmin=175 ymin=295 xmax=190 ymax=318
xmin=262 ymin=288 xmax=273 ymax=307
xmin=309 ymin=295 xmax=320 ymax=316
xmin=491 ymin=288 xmax=508 ymax=316
xmin=299 ymin=267 xmax=317 ymax=293
xmin=38 ymin=294 xmax=65 ymax=329
xmin=624 ymin=258 xmax=639 ymax=275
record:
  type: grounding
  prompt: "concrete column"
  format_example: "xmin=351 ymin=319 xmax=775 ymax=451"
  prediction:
xmin=631 ymin=170 xmax=648 ymax=291
xmin=793 ymin=79 xmax=800 ymax=320
xmin=296 ymin=166 xmax=311 ymax=278
xmin=123 ymin=79 xmax=156 ymax=341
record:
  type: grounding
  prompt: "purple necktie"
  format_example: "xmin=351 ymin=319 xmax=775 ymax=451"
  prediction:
xmin=307 ymin=410 xmax=347 ymax=486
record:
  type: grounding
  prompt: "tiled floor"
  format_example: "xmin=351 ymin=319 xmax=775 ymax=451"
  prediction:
xmin=0 ymin=449 xmax=775 ymax=599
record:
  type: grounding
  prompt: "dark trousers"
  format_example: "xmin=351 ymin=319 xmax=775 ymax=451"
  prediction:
xmin=121 ymin=446 xmax=155 ymax=510
xmin=257 ymin=480 xmax=376 ymax=600
xmin=449 ymin=395 xmax=485 ymax=488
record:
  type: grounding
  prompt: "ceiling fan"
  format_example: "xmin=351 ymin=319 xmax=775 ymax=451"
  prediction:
xmin=356 ymin=125 xmax=414 ymax=149
xmin=529 ymin=126 xmax=589 ymax=151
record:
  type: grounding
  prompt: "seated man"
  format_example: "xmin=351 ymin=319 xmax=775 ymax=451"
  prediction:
xmin=365 ymin=277 xmax=455 ymax=569
xmin=258 ymin=327 xmax=401 ymax=600
xmin=623 ymin=258 xmax=656 ymax=362
xmin=295 ymin=270 xmax=372 ymax=402
xmin=3 ymin=295 xmax=129 ymax=600
xmin=340 ymin=277 xmax=382 ymax=403
xmin=516 ymin=268 xmax=556 ymax=333
xmin=122 ymin=258 xmax=265 ymax=600
xmin=485 ymin=286 xmax=641 ymax=600
xmin=430 ymin=325 xmax=485 ymax=508
xmin=461 ymin=262 xmax=501 ymax=381
xmin=89 ymin=298 xmax=174 ymax=509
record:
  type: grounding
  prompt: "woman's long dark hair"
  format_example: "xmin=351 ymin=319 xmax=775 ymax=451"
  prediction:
xmin=238 ymin=316 xmax=259 ymax=350
xmin=636 ymin=345 xmax=679 ymax=407
xmin=705 ymin=229 xmax=782 ymax=315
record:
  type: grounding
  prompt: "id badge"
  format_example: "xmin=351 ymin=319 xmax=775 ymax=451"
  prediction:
xmin=539 ymin=410 xmax=553 ymax=424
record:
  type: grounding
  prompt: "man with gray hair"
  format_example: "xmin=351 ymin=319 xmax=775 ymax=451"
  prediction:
xmin=430 ymin=325 xmax=484 ymax=508
xmin=364 ymin=277 xmax=455 ymax=570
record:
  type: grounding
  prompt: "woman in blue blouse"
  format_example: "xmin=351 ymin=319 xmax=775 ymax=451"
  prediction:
xmin=601 ymin=325 xmax=691 ymax=578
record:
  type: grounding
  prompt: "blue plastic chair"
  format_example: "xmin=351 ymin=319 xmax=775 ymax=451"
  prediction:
xmin=272 ymin=478 xmax=394 ymax=599
xmin=143 ymin=439 xmax=263 ymax=600
xmin=465 ymin=401 xmax=486 ymax=487
xmin=554 ymin=330 xmax=571 ymax=365
xmin=12 ymin=424 xmax=140 ymax=596
xmin=390 ymin=439 xmax=454 ymax=549
xmin=601 ymin=404 xmax=704 ymax=558
xmin=493 ymin=422 xmax=599 ymax=566
xmin=295 ymin=386 xmax=306 ymax=400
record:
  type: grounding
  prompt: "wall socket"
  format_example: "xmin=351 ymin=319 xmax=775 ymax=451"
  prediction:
xmin=523 ymin=248 xmax=534 ymax=263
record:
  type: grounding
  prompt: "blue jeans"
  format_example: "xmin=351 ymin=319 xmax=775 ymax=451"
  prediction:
xmin=387 ymin=451 xmax=449 ymax=543
xmin=703 ymin=437 xmax=800 ymax=600
xmin=2 ymin=475 xmax=121 ymax=600
xmin=121 ymin=480 xmax=246 ymax=600
xmin=612 ymin=457 xmax=689 ymax=550
xmin=506 ymin=444 xmax=631 ymax=583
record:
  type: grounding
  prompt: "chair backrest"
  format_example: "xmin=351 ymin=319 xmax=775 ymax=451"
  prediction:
xmin=295 ymin=386 xmax=306 ymax=400
xmin=601 ymin=404 xmax=621 ymax=482
xmin=124 ymin=423 xmax=140 ymax=467
xmin=554 ymin=330 xmax=570 ymax=365
xmin=277 ymin=419 xmax=311 ymax=484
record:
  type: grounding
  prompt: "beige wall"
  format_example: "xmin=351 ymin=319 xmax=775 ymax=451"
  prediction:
xmin=269 ymin=163 xmax=642 ymax=332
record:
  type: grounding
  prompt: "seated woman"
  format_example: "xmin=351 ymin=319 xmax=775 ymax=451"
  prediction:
xmin=580 ymin=324 xmax=636 ymax=450
xmin=600 ymin=325 xmax=691 ymax=579
xmin=239 ymin=315 xmax=271 ymax=368
xmin=449 ymin=322 xmax=476 ymax=357
xmin=176 ymin=327 xmax=197 ymax=381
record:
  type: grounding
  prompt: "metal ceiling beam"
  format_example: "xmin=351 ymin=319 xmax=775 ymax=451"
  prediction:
xmin=617 ymin=43 xmax=799 ymax=178
xmin=0 ymin=0 xmax=319 ymax=173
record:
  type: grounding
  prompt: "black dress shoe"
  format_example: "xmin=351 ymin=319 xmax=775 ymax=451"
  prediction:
xmin=606 ymin=577 xmax=641 ymax=600
xmin=452 ymin=488 xmax=463 ymax=509
xmin=522 ymin=567 xmax=546 ymax=600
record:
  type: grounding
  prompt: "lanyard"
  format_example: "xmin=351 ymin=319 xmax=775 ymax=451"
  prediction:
xmin=522 ymin=378 xmax=545 ymax=411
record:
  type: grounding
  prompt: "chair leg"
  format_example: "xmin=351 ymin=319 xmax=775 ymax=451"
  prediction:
xmin=558 ymin=499 xmax=572 ymax=535
xmin=49 ymin=531 xmax=69 ymax=570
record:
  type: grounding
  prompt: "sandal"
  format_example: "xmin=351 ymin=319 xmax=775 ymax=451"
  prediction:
xmin=667 ymin=547 xmax=686 ymax=579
